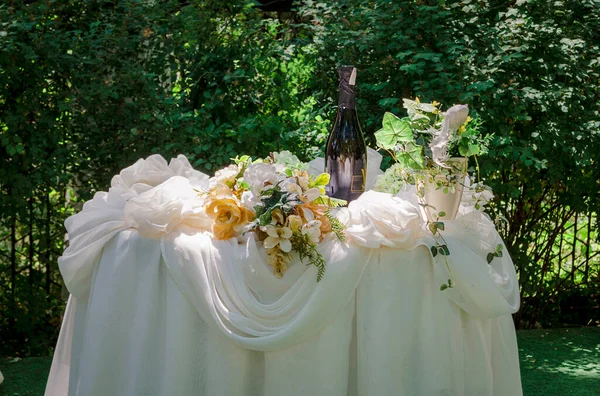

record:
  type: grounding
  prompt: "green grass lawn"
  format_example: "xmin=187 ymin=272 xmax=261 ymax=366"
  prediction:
xmin=519 ymin=327 xmax=600 ymax=395
xmin=1 ymin=327 xmax=598 ymax=395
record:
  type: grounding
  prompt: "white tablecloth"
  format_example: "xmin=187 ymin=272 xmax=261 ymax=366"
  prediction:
xmin=45 ymin=154 xmax=522 ymax=396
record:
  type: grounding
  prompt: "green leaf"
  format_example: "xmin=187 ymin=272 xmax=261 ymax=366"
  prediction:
xmin=431 ymin=245 xmax=438 ymax=257
xmin=487 ymin=252 xmax=495 ymax=264
xmin=434 ymin=221 xmax=445 ymax=231
xmin=438 ymin=211 xmax=447 ymax=218
xmin=496 ymin=244 xmax=503 ymax=252
xmin=326 ymin=196 xmax=347 ymax=207
xmin=396 ymin=142 xmax=425 ymax=170
xmin=468 ymin=144 xmax=480 ymax=156
xmin=440 ymin=284 xmax=448 ymax=291
xmin=496 ymin=251 xmax=503 ymax=258
xmin=439 ymin=245 xmax=450 ymax=255
xmin=374 ymin=112 xmax=413 ymax=149
xmin=258 ymin=208 xmax=273 ymax=226
xmin=314 ymin=173 xmax=330 ymax=187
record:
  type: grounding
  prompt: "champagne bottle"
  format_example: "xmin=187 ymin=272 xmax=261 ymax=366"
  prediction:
xmin=325 ymin=66 xmax=367 ymax=202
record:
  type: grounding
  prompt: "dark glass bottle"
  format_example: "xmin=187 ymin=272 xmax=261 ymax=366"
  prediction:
xmin=325 ymin=66 xmax=367 ymax=202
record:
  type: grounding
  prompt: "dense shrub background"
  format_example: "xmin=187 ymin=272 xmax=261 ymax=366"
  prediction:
xmin=1 ymin=0 xmax=599 ymax=356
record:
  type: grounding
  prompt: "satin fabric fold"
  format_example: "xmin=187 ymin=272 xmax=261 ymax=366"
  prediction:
xmin=161 ymin=231 xmax=370 ymax=351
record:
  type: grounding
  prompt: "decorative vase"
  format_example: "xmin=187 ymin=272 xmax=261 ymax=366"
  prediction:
xmin=423 ymin=157 xmax=468 ymax=221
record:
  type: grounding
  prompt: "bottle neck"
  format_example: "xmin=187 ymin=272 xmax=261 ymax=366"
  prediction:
xmin=338 ymin=65 xmax=357 ymax=109
xmin=338 ymin=85 xmax=356 ymax=109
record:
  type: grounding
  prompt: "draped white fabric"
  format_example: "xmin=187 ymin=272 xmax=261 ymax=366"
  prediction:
xmin=46 ymin=153 xmax=522 ymax=396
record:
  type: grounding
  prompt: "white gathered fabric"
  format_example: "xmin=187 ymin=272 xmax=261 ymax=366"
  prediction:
xmin=46 ymin=154 xmax=522 ymax=396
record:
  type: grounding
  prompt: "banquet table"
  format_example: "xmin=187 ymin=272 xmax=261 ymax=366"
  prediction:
xmin=45 ymin=153 xmax=523 ymax=396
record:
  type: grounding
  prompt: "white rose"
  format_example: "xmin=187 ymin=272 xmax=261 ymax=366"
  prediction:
xmin=214 ymin=165 xmax=240 ymax=185
xmin=281 ymin=177 xmax=303 ymax=196
xmin=243 ymin=163 xmax=280 ymax=195
xmin=241 ymin=190 xmax=261 ymax=210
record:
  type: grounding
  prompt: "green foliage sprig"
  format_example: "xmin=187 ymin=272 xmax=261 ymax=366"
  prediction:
xmin=487 ymin=244 xmax=504 ymax=264
xmin=291 ymin=231 xmax=327 ymax=282
xmin=326 ymin=209 xmax=346 ymax=242
xmin=423 ymin=208 xmax=454 ymax=291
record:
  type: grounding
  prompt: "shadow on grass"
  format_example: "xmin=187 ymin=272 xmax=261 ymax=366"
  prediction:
xmin=518 ymin=327 xmax=600 ymax=396
xmin=0 ymin=356 xmax=52 ymax=396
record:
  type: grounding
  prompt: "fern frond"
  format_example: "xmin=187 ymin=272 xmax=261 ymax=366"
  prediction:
xmin=291 ymin=232 xmax=327 ymax=282
xmin=325 ymin=209 xmax=346 ymax=242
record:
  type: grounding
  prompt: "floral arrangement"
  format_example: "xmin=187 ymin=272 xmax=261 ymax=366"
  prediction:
xmin=373 ymin=98 xmax=499 ymax=291
xmin=373 ymin=98 xmax=493 ymax=197
xmin=200 ymin=151 xmax=346 ymax=281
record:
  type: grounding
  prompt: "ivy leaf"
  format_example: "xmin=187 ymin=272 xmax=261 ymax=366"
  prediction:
xmin=396 ymin=142 xmax=425 ymax=170
xmin=431 ymin=245 xmax=438 ymax=257
xmin=439 ymin=245 xmax=450 ymax=255
xmin=374 ymin=112 xmax=413 ymax=149
xmin=258 ymin=208 xmax=273 ymax=226
xmin=487 ymin=252 xmax=495 ymax=264
xmin=458 ymin=141 xmax=482 ymax=157
xmin=440 ymin=284 xmax=449 ymax=291
xmin=469 ymin=144 xmax=480 ymax=155
xmin=434 ymin=221 xmax=445 ymax=231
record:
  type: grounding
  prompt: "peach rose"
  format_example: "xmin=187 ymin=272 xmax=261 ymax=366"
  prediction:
xmin=205 ymin=197 xmax=254 ymax=240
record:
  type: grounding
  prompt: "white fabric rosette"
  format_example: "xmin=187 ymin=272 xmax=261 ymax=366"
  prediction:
xmin=340 ymin=190 xmax=425 ymax=249
xmin=59 ymin=155 xmax=210 ymax=298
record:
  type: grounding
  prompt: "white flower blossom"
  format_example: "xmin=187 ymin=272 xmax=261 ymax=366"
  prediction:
xmin=281 ymin=178 xmax=303 ymax=196
xmin=263 ymin=225 xmax=293 ymax=252
xmin=243 ymin=163 xmax=280 ymax=195
xmin=206 ymin=179 xmax=233 ymax=198
xmin=214 ymin=164 xmax=240 ymax=185
xmin=462 ymin=175 xmax=494 ymax=210
xmin=301 ymin=220 xmax=322 ymax=244
xmin=300 ymin=187 xmax=321 ymax=203
xmin=265 ymin=247 xmax=290 ymax=278
xmin=240 ymin=190 xmax=261 ymax=210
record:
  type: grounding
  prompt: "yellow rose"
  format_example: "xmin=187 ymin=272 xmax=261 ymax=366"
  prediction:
xmin=205 ymin=197 xmax=254 ymax=240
